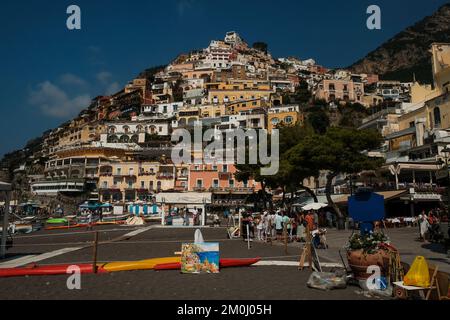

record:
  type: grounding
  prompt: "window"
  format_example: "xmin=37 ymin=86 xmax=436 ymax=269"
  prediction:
xmin=285 ymin=116 xmax=294 ymax=124
xmin=213 ymin=179 xmax=219 ymax=188
xmin=272 ymin=118 xmax=280 ymax=126
xmin=141 ymin=181 xmax=145 ymax=188
xmin=229 ymin=180 xmax=235 ymax=188
xmin=196 ymin=179 xmax=203 ymax=188
xmin=434 ymin=107 xmax=441 ymax=128
xmin=102 ymin=182 xmax=108 ymax=189
xmin=223 ymin=165 xmax=228 ymax=173
xmin=117 ymin=168 xmax=122 ymax=175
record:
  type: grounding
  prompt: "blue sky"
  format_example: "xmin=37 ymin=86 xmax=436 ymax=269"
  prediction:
xmin=0 ymin=0 xmax=448 ymax=157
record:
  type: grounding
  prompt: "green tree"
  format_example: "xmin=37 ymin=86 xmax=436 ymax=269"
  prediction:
xmin=307 ymin=110 xmax=330 ymax=134
xmin=293 ymin=80 xmax=312 ymax=105
xmin=304 ymin=127 xmax=384 ymax=227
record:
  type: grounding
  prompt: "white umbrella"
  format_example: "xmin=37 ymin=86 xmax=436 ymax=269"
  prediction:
xmin=302 ymin=203 xmax=328 ymax=211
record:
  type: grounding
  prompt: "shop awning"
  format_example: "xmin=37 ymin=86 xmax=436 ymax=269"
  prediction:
xmin=334 ymin=190 xmax=409 ymax=205
xmin=155 ymin=192 xmax=212 ymax=205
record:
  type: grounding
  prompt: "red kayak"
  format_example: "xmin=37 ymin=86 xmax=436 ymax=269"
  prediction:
xmin=0 ymin=263 xmax=107 ymax=278
xmin=154 ymin=258 xmax=261 ymax=271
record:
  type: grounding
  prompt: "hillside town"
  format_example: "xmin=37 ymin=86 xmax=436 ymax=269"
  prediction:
xmin=0 ymin=32 xmax=449 ymax=226
xmin=1 ymin=16 xmax=450 ymax=302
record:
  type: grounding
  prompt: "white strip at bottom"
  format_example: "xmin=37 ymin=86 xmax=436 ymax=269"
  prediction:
xmin=255 ymin=261 xmax=344 ymax=268
xmin=0 ymin=247 xmax=82 ymax=269
xmin=120 ymin=226 xmax=155 ymax=238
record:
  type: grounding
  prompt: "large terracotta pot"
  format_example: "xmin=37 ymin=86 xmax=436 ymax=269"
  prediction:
xmin=347 ymin=249 xmax=390 ymax=280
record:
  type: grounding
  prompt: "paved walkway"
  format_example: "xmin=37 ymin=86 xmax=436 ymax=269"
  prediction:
xmin=267 ymin=227 xmax=450 ymax=273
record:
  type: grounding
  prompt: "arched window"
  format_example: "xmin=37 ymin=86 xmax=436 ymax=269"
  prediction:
xmin=108 ymin=126 xmax=116 ymax=134
xmin=131 ymin=135 xmax=139 ymax=143
xmin=434 ymin=107 xmax=441 ymax=128
xmin=271 ymin=118 xmax=279 ymax=126
xmin=107 ymin=135 xmax=119 ymax=143
xmin=119 ymin=135 xmax=130 ymax=143
xmin=123 ymin=126 xmax=130 ymax=134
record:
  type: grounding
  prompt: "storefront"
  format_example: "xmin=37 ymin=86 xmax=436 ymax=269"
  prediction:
xmin=155 ymin=192 xmax=212 ymax=226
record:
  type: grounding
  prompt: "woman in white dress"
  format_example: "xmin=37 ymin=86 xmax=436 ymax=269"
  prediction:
xmin=419 ymin=213 xmax=430 ymax=242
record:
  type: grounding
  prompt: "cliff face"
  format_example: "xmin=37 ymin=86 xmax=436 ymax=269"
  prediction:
xmin=350 ymin=3 xmax=450 ymax=83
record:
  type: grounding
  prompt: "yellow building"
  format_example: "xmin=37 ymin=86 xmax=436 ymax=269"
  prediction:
xmin=410 ymin=82 xmax=440 ymax=104
xmin=431 ymin=43 xmax=450 ymax=95
xmin=199 ymin=104 xmax=226 ymax=118
xmin=267 ymin=106 xmax=304 ymax=134
xmin=206 ymin=80 xmax=273 ymax=106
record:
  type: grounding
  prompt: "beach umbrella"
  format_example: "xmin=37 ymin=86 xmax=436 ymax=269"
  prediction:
xmin=302 ymin=203 xmax=328 ymax=211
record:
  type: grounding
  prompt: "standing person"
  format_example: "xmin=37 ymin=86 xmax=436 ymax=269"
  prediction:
xmin=224 ymin=208 xmax=230 ymax=224
xmin=183 ymin=208 xmax=189 ymax=226
xmin=313 ymin=210 xmax=319 ymax=229
xmin=305 ymin=212 xmax=315 ymax=231
xmin=419 ymin=212 xmax=430 ymax=242
xmin=256 ymin=215 xmax=264 ymax=241
xmin=282 ymin=213 xmax=291 ymax=241
xmin=265 ymin=212 xmax=272 ymax=242
xmin=326 ymin=210 xmax=333 ymax=228
xmin=297 ymin=213 xmax=307 ymax=242
xmin=192 ymin=207 xmax=198 ymax=226
xmin=241 ymin=210 xmax=251 ymax=241
xmin=87 ymin=211 xmax=93 ymax=231
xmin=275 ymin=210 xmax=283 ymax=241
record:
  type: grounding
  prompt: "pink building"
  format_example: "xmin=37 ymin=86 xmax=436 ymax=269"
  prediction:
xmin=315 ymin=79 xmax=364 ymax=103
xmin=188 ymin=163 xmax=258 ymax=192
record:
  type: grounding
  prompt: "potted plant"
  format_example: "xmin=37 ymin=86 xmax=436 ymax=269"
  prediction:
xmin=346 ymin=232 xmax=391 ymax=280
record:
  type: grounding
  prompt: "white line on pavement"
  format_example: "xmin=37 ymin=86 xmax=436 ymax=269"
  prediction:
xmin=255 ymin=261 xmax=344 ymax=268
xmin=0 ymin=247 xmax=83 ymax=269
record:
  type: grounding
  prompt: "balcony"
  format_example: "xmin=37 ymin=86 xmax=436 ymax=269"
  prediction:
xmin=219 ymin=172 xmax=231 ymax=180
xmin=113 ymin=174 xmax=137 ymax=178
xmin=157 ymin=173 xmax=174 ymax=180
xmin=138 ymin=171 xmax=157 ymax=176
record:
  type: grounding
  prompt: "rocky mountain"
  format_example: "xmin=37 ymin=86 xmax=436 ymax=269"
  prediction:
xmin=350 ymin=3 xmax=450 ymax=84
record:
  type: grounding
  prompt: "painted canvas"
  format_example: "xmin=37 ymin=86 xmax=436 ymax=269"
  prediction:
xmin=181 ymin=243 xmax=220 ymax=274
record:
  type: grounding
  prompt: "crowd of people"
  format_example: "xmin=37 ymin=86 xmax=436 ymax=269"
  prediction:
xmin=418 ymin=208 xmax=445 ymax=243
xmin=239 ymin=209 xmax=333 ymax=247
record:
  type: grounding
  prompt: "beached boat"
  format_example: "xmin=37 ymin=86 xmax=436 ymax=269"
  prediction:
xmin=0 ymin=258 xmax=261 ymax=278
xmin=46 ymin=218 xmax=69 ymax=225
xmin=153 ymin=258 xmax=261 ymax=271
